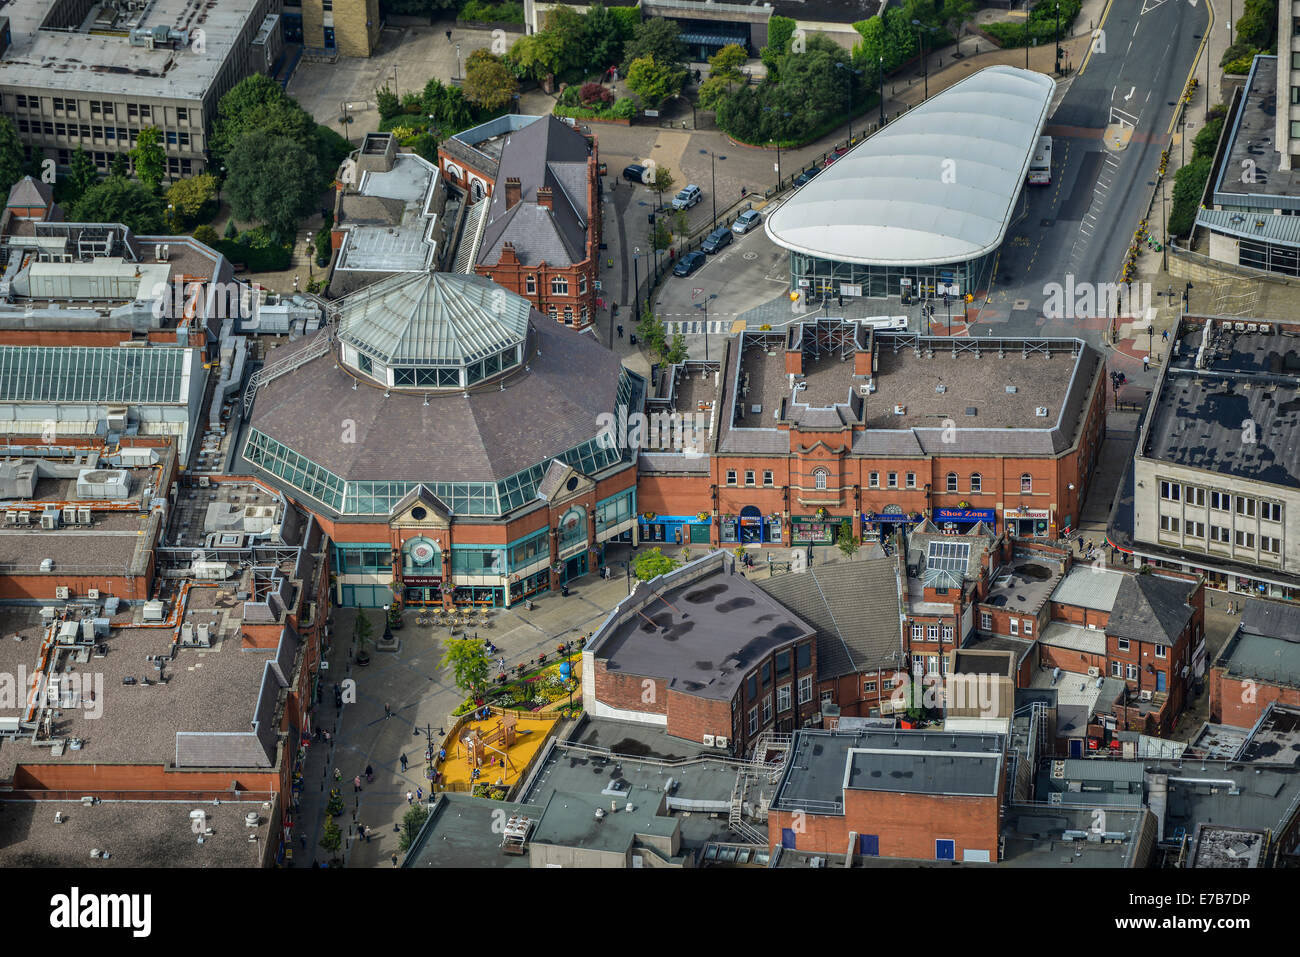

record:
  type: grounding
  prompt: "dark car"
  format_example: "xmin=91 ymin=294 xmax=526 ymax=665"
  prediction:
xmin=700 ymin=225 xmax=733 ymax=254
xmin=623 ymin=164 xmax=648 ymax=184
xmin=673 ymin=250 xmax=706 ymax=277
xmin=793 ymin=167 xmax=821 ymax=187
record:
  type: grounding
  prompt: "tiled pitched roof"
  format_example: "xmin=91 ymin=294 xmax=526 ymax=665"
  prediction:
xmin=1107 ymin=574 xmax=1196 ymax=642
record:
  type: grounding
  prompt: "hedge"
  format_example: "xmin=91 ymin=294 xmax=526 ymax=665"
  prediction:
xmin=212 ymin=237 xmax=291 ymax=272
xmin=458 ymin=0 xmax=524 ymax=24
xmin=984 ymin=0 xmax=1082 ymax=48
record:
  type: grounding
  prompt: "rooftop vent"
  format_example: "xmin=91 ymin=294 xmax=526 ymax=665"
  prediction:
xmin=1035 ymin=406 xmax=1049 ymax=417
xmin=1005 ymin=385 xmax=1017 ymax=394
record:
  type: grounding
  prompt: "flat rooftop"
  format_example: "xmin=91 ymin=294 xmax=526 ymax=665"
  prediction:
xmin=1217 ymin=631 xmax=1300 ymax=690
xmin=984 ymin=555 xmax=1063 ymax=615
xmin=1190 ymin=722 xmax=1251 ymax=760
xmin=1214 ymin=56 xmax=1295 ymax=199
xmin=1238 ymin=705 xmax=1300 ymax=766
xmin=592 ymin=555 xmax=815 ymax=702
xmin=0 ymin=510 xmax=153 ymax=575
xmin=0 ymin=600 xmax=287 ymax=779
xmin=337 ymin=155 xmax=440 ymax=273
xmin=1000 ymin=805 xmax=1151 ymax=868
xmin=1143 ymin=320 xmax=1300 ymax=486
xmin=771 ymin=728 xmax=1004 ymax=812
xmin=403 ymin=793 xmax=537 ymax=869
xmin=0 ymin=0 xmax=267 ymax=101
xmin=0 ymin=798 xmax=274 ymax=868
xmin=1188 ymin=824 xmax=1267 ymax=868
xmin=567 ymin=715 xmax=713 ymax=762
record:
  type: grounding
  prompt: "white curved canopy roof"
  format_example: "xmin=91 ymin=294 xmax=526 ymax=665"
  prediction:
xmin=765 ymin=66 xmax=1055 ymax=267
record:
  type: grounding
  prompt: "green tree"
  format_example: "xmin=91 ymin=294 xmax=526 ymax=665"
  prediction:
xmin=542 ymin=4 xmax=587 ymax=75
xmin=633 ymin=546 xmax=681 ymax=581
xmin=410 ymin=131 xmax=439 ymax=163
xmin=1168 ymin=155 xmax=1213 ymax=237
xmin=71 ymin=178 xmax=166 ymax=233
xmin=210 ymin=74 xmax=316 ymax=170
xmin=223 ymin=218 xmax=238 ymax=240
xmin=761 ymin=15 xmax=798 ymax=76
xmin=837 ymin=519 xmax=860 ymax=559
xmin=582 ymin=3 xmax=629 ymax=73
xmin=663 ymin=331 xmax=688 ymax=364
xmin=510 ymin=30 xmax=569 ymax=82
xmin=398 ymin=803 xmax=430 ymax=852
xmin=0 ymin=117 xmax=26 ymax=201
xmin=652 ymin=219 xmax=673 ymax=252
xmin=165 ymin=173 xmax=217 ymax=226
xmin=193 ymin=224 xmax=219 ymax=245
xmin=225 ymin=132 xmax=320 ymax=237
xmin=650 ymin=163 xmax=675 ymax=209
xmin=325 ymin=790 xmax=345 ymax=817
xmin=130 ymin=127 xmax=166 ymax=190
xmin=463 ymin=51 xmax=518 ymax=112
xmin=625 ymin=56 xmax=684 ymax=106
xmin=110 ymin=153 xmax=129 ymax=179
xmin=354 ymin=610 xmax=373 ymax=657
xmin=636 ymin=305 xmax=667 ymax=355
xmin=709 ymin=43 xmax=748 ymax=76
xmin=621 ymin=17 xmax=686 ymax=71
xmin=375 ymin=84 xmax=401 ymax=120
xmin=439 ymin=636 xmax=491 ymax=699
xmin=319 ymin=816 xmax=342 ymax=854
xmin=67 ymin=147 xmax=99 ymax=201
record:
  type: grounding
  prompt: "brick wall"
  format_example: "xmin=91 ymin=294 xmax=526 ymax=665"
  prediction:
xmin=665 ymin=687 xmax=732 ymax=744
xmin=1210 ymin=672 xmax=1300 ymax=726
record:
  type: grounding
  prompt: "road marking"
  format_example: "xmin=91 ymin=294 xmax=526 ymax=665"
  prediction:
xmin=1170 ymin=0 xmax=1213 ymax=135
xmin=1124 ymin=86 xmax=1135 ymax=101
xmin=1078 ymin=0 xmax=1117 ymax=76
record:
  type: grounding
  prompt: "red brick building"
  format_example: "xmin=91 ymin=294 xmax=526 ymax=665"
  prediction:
xmin=636 ymin=322 xmax=1106 ymax=552
xmin=583 ymin=552 xmax=819 ymax=754
xmin=1210 ymin=600 xmax=1300 ymax=728
xmin=439 ymin=115 xmax=601 ymax=329
xmin=767 ymin=728 xmax=1005 ymax=861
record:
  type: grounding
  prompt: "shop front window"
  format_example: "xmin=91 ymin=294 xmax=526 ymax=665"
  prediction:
xmin=558 ymin=507 xmax=587 ymax=551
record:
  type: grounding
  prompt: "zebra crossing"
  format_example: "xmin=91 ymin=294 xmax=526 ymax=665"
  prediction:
xmin=658 ymin=319 xmax=734 ymax=335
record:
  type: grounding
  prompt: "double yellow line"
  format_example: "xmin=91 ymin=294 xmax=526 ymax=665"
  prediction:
xmin=1077 ymin=0 xmax=1116 ymax=77
xmin=1169 ymin=0 xmax=1215 ymax=135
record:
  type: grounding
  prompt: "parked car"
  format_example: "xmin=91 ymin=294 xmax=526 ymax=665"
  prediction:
xmin=823 ymin=146 xmax=849 ymax=169
xmin=700 ymin=225 xmax=733 ymax=254
xmin=623 ymin=164 xmax=648 ymax=184
xmin=673 ymin=250 xmax=706 ymax=277
xmin=792 ymin=167 xmax=820 ymax=187
xmin=671 ymin=184 xmax=703 ymax=210
xmin=732 ymin=208 xmax=761 ymax=234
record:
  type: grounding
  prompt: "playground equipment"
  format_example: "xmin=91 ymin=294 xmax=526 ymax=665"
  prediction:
xmin=462 ymin=714 xmax=518 ymax=772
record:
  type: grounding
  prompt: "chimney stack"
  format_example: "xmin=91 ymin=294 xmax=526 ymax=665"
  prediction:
xmin=505 ymin=177 xmax=522 ymax=210
xmin=537 ymin=186 xmax=553 ymax=211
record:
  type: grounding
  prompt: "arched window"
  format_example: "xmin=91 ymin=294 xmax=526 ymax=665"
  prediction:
xmin=814 ymin=469 xmax=828 ymax=490
xmin=1020 ymin=473 xmax=1033 ymax=493
xmin=403 ymin=537 xmax=441 ymax=575
xmin=970 ymin=473 xmax=982 ymax=493
xmin=946 ymin=472 xmax=958 ymax=493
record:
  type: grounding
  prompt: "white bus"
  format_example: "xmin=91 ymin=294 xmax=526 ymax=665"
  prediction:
xmin=1027 ymin=136 xmax=1052 ymax=185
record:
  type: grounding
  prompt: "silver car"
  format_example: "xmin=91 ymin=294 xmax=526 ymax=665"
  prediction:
xmin=672 ymin=185 xmax=702 ymax=210
xmin=732 ymin=208 xmax=761 ymax=234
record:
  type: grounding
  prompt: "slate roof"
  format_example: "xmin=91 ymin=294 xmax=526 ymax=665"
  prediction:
xmin=1241 ymin=598 xmax=1300 ymax=640
xmin=759 ymin=559 xmax=905 ymax=680
xmin=477 ymin=116 xmax=591 ymax=268
xmin=6 ymin=175 xmax=52 ymax=208
xmin=1107 ymin=574 xmax=1197 ymax=642
xmin=246 ymin=308 xmax=630 ymax=487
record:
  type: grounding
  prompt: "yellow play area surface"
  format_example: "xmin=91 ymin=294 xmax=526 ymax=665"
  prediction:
xmin=437 ymin=714 xmax=557 ymax=792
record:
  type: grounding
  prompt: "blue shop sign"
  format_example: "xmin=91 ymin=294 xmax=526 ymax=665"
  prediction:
xmin=861 ymin=512 xmax=922 ymax=523
xmin=638 ymin=515 xmax=711 ymax=524
xmin=933 ymin=508 xmax=996 ymax=524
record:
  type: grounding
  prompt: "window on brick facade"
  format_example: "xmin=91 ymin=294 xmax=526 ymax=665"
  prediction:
xmin=927 ymin=624 xmax=939 ymax=641
xmin=1117 ymin=637 xmax=1130 ymax=652
xmin=797 ymin=643 xmax=811 ymax=670
xmin=814 ymin=469 xmax=828 ymax=490
xmin=762 ymin=695 xmax=772 ymax=724
xmin=526 ymin=275 xmax=536 ymax=293
xmin=748 ymin=707 xmax=758 ymax=735
xmin=869 ymin=471 xmax=879 ymax=488
xmin=941 ymin=624 xmax=953 ymax=642
xmin=798 ymin=675 xmax=812 ymax=704
xmin=981 ymin=612 xmax=991 ymax=630
xmin=579 ymin=274 xmax=587 ymax=294
xmin=911 ymin=623 xmax=923 ymax=639
xmin=763 ymin=470 xmax=774 ymax=486
xmin=761 ymin=662 xmax=771 ymax=686
xmin=551 ymin=276 xmax=568 ymax=295
xmin=906 ymin=472 xmax=916 ymax=488
xmin=777 ymin=684 xmax=791 ymax=712
xmin=1155 ymin=644 xmax=1166 ymax=659
xmin=887 ymin=471 xmax=897 ymax=488
xmin=746 ymin=673 xmax=757 ymax=700
xmin=745 ymin=470 xmax=755 ymax=486
xmin=1021 ymin=474 xmax=1032 ymax=493
xmin=1009 ymin=619 xmax=1019 ymax=636
xmin=1126 ymin=663 xmax=1138 ymax=680
xmin=863 ymin=679 xmax=876 ymax=694
xmin=946 ymin=472 xmax=958 ymax=492
xmin=1111 ymin=660 xmax=1122 ymax=677
xmin=820 ymin=690 xmax=834 ymax=704
xmin=970 ymin=473 xmax=982 ymax=493
xmin=726 ymin=469 xmax=736 ymax=485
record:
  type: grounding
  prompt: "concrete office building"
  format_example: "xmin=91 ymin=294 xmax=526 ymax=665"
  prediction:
xmin=1128 ymin=316 xmax=1300 ymax=599
xmin=290 ymin=0 xmax=381 ymax=58
xmin=0 ymin=0 xmax=281 ymax=178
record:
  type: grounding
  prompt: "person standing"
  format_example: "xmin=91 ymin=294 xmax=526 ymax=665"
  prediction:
xmin=391 ymin=852 xmax=399 ymax=867
xmin=1143 ymin=354 xmax=1150 ymax=372
xmin=400 ymin=753 xmax=408 ymax=772
xmin=406 ymin=790 xmax=414 ymax=805
xmin=354 ymin=775 xmax=363 ymax=793
xmin=416 ymin=786 xmax=423 ymax=802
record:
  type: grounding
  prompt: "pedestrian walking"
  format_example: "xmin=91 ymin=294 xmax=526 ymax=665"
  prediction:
xmin=406 ymin=790 xmax=414 ymax=805
xmin=1143 ymin=354 xmax=1150 ymax=371
xmin=392 ymin=853 xmax=399 ymax=867
xmin=1162 ymin=329 xmax=1169 ymax=342
xmin=384 ymin=703 xmax=392 ymax=718
xmin=365 ymin=764 xmax=374 ymax=782
xmin=445 ymin=29 xmax=452 ymax=42
xmin=617 ymin=324 xmax=624 ymax=339
xmin=300 ymin=834 xmax=307 ymax=849
xmin=354 ymin=775 xmax=363 ymax=792
xmin=334 ymin=768 xmax=341 ymax=782
xmin=400 ymin=753 xmax=408 ymax=772
xmin=364 ymin=826 xmax=372 ymax=843
xmin=498 ymin=657 xmax=506 ymax=671
xmin=416 ymin=787 xmax=423 ymax=801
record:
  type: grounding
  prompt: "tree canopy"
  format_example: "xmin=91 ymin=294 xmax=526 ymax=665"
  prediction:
xmin=621 ymin=17 xmax=686 ymax=72
xmin=633 ymin=547 xmax=681 ymax=581
xmin=71 ymin=178 xmax=166 ymax=234
xmin=130 ymin=127 xmax=166 ymax=190
xmin=224 ymin=132 xmax=320 ymax=238
xmin=463 ymin=51 xmax=518 ymax=111
xmin=0 ymin=117 xmax=27 ymax=202
xmin=439 ymin=637 xmax=491 ymax=699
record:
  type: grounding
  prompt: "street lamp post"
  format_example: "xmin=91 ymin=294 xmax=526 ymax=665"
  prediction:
xmin=912 ymin=20 xmax=934 ymax=100
xmin=697 ymin=293 xmax=717 ymax=361
xmin=456 ymin=44 xmax=462 ymax=81
xmin=1054 ymin=2 xmax=1061 ymax=75
xmin=879 ymin=56 xmax=885 ymax=127
xmin=1025 ymin=11 xmax=1030 ymax=70
xmin=391 ymin=65 xmax=398 ymax=97
xmin=836 ymin=62 xmax=863 ymax=143
xmin=633 ymin=246 xmax=641 ymax=316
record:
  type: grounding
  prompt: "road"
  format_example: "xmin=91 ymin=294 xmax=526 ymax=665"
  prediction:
xmin=982 ymin=0 xmax=1210 ymax=342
